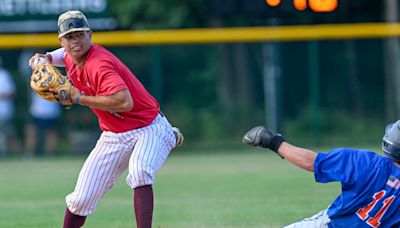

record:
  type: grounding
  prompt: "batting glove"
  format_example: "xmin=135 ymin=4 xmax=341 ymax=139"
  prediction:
xmin=243 ymin=126 xmax=285 ymax=157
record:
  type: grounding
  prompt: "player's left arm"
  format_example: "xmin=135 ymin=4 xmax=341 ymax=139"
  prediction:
xmin=64 ymin=61 xmax=134 ymax=112
xmin=243 ymin=126 xmax=317 ymax=172
xmin=70 ymin=88 xmax=133 ymax=112
xmin=277 ymin=142 xmax=317 ymax=172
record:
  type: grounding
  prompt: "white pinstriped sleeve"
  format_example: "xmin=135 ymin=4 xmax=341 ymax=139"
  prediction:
xmin=47 ymin=48 xmax=66 ymax=67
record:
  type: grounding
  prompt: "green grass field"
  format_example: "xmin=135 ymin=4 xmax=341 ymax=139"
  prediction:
xmin=0 ymin=148 xmax=341 ymax=228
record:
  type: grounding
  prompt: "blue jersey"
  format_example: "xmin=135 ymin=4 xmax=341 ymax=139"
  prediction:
xmin=314 ymin=148 xmax=400 ymax=228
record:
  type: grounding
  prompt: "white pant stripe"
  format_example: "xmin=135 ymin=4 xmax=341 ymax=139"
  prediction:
xmin=72 ymin=140 xmax=125 ymax=214
xmin=155 ymin=141 xmax=170 ymax=171
xmin=132 ymin=132 xmax=152 ymax=185
xmin=84 ymin=147 xmax=125 ymax=213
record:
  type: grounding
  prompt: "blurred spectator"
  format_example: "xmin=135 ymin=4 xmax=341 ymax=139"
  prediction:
xmin=0 ymin=56 xmax=20 ymax=157
xmin=24 ymin=94 xmax=61 ymax=157
xmin=19 ymin=50 xmax=61 ymax=157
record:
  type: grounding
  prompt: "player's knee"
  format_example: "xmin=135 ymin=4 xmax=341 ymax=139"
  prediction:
xmin=127 ymin=166 xmax=155 ymax=188
xmin=66 ymin=193 xmax=96 ymax=216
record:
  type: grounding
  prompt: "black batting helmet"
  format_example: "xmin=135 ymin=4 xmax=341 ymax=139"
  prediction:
xmin=382 ymin=121 xmax=400 ymax=163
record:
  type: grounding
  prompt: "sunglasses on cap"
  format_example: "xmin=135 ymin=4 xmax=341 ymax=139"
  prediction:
xmin=58 ymin=18 xmax=89 ymax=36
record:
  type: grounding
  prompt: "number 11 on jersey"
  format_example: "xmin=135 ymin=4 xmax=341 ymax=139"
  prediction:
xmin=356 ymin=190 xmax=396 ymax=228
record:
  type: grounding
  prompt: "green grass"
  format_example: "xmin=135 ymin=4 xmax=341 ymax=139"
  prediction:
xmin=0 ymin=148 xmax=340 ymax=228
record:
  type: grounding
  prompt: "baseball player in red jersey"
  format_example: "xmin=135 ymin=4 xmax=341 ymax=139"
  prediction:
xmin=29 ymin=10 xmax=183 ymax=228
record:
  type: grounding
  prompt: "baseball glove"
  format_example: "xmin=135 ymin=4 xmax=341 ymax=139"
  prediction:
xmin=30 ymin=63 xmax=73 ymax=108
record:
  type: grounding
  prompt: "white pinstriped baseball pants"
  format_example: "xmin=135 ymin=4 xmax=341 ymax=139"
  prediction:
xmin=66 ymin=114 xmax=176 ymax=216
xmin=283 ymin=209 xmax=331 ymax=228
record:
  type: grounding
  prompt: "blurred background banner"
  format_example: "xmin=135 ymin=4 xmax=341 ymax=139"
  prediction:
xmin=0 ymin=0 xmax=398 ymax=155
xmin=0 ymin=0 xmax=116 ymax=33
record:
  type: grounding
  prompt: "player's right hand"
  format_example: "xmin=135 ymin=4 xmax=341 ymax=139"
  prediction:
xmin=28 ymin=53 xmax=49 ymax=69
xmin=242 ymin=126 xmax=285 ymax=153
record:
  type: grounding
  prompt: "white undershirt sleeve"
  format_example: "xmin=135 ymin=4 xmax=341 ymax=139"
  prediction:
xmin=46 ymin=48 xmax=66 ymax=67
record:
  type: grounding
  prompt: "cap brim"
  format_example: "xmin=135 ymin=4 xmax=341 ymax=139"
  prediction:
xmin=58 ymin=28 xmax=90 ymax=38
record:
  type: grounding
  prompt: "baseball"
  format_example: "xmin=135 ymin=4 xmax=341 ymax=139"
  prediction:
xmin=32 ymin=57 xmax=47 ymax=67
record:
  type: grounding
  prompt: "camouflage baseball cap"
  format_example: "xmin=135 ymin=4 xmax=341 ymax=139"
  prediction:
xmin=57 ymin=10 xmax=90 ymax=38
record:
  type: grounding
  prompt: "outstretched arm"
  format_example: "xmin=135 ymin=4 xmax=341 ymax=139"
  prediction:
xmin=277 ymin=142 xmax=316 ymax=172
xmin=243 ymin=126 xmax=316 ymax=172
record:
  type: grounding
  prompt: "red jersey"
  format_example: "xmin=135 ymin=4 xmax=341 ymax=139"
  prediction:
xmin=64 ymin=44 xmax=160 ymax=133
